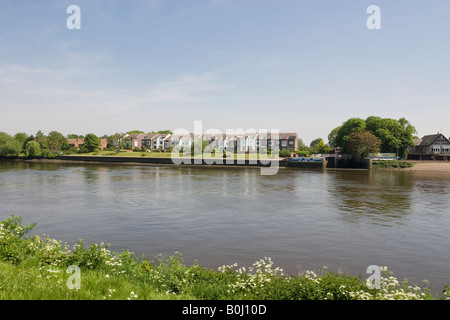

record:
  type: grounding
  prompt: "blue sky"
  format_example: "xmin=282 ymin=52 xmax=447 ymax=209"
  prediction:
xmin=1 ymin=0 xmax=449 ymax=145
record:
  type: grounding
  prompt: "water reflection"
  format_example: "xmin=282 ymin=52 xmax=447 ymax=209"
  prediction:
xmin=1 ymin=161 xmax=450 ymax=292
xmin=328 ymin=170 xmax=414 ymax=226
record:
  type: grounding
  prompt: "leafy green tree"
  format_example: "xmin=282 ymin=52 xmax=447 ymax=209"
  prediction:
xmin=310 ymin=138 xmax=332 ymax=154
xmin=0 ymin=132 xmax=11 ymax=146
xmin=331 ymin=117 xmax=416 ymax=157
xmin=334 ymin=118 xmax=366 ymax=153
xmin=147 ymin=130 xmax=173 ymax=135
xmin=107 ymin=133 xmax=128 ymax=150
xmin=0 ymin=132 xmax=22 ymax=156
xmin=34 ymin=130 xmax=49 ymax=150
xmin=25 ymin=140 xmax=42 ymax=158
xmin=298 ymin=138 xmax=307 ymax=150
xmin=82 ymin=133 xmax=101 ymax=152
xmin=327 ymin=126 xmax=342 ymax=148
xmin=47 ymin=131 xmax=69 ymax=155
xmin=67 ymin=134 xmax=82 ymax=139
xmin=365 ymin=116 xmax=416 ymax=157
xmin=310 ymin=138 xmax=323 ymax=149
xmin=157 ymin=130 xmax=173 ymax=134
xmin=347 ymin=131 xmax=381 ymax=159
xmin=14 ymin=133 xmax=29 ymax=152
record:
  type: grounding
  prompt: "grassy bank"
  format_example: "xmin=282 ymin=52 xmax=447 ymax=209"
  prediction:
xmin=66 ymin=150 xmax=281 ymax=160
xmin=0 ymin=215 xmax=448 ymax=300
xmin=372 ymin=160 xmax=416 ymax=169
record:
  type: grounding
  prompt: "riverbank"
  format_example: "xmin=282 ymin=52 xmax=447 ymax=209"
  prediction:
xmin=372 ymin=161 xmax=450 ymax=176
xmin=403 ymin=161 xmax=450 ymax=172
xmin=1 ymin=215 xmax=447 ymax=300
xmin=5 ymin=156 xmax=450 ymax=175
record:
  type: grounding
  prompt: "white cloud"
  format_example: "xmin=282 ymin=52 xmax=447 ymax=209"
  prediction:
xmin=0 ymin=62 xmax=234 ymax=135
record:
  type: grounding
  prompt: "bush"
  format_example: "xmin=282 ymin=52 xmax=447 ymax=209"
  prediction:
xmin=372 ymin=160 xmax=415 ymax=168
xmin=297 ymin=150 xmax=311 ymax=157
xmin=279 ymin=150 xmax=293 ymax=157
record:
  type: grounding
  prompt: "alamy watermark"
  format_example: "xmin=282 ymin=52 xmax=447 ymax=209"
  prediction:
xmin=366 ymin=265 xmax=381 ymax=289
xmin=66 ymin=265 xmax=81 ymax=290
xmin=367 ymin=5 xmax=381 ymax=30
xmin=66 ymin=5 xmax=81 ymax=30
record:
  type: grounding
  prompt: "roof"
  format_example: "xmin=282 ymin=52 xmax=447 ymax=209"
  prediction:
xmin=67 ymin=138 xmax=84 ymax=144
xmin=128 ymin=133 xmax=145 ymax=139
xmin=417 ymin=133 xmax=449 ymax=146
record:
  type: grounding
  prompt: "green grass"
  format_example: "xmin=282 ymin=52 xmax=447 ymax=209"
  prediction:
xmin=1 ymin=215 xmax=448 ymax=300
xmin=372 ymin=160 xmax=416 ymax=169
xmin=65 ymin=150 xmax=280 ymax=160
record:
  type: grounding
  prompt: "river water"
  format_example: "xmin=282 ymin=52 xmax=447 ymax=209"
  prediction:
xmin=1 ymin=160 xmax=449 ymax=293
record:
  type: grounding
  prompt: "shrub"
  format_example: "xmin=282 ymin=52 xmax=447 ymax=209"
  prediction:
xmin=279 ymin=150 xmax=293 ymax=157
xmin=372 ymin=160 xmax=415 ymax=168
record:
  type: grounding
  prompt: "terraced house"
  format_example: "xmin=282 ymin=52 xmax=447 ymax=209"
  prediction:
xmin=130 ymin=132 xmax=298 ymax=153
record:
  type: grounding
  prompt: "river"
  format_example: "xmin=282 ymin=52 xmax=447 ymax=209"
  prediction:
xmin=0 ymin=160 xmax=449 ymax=293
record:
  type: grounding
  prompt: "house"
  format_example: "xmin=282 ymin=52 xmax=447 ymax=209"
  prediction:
xmin=408 ymin=133 xmax=450 ymax=160
xmin=67 ymin=138 xmax=84 ymax=149
xmin=67 ymin=138 xmax=108 ymax=150
xmin=128 ymin=130 xmax=299 ymax=153
xmin=100 ymin=138 xmax=108 ymax=150
xmin=256 ymin=132 xmax=298 ymax=152
xmin=206 ymin=132 xmax=299 ymax=153
xmin=129 ymin=133 xmax=145 ymax=149
xmin=175 ymin=133 xmax=193 ymax=150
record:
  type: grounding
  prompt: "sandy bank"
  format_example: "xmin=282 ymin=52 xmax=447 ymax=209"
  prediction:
xmin=405 ymin=161 xmax=450 ymax=173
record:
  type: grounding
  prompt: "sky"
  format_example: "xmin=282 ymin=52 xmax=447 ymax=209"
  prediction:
xmin=1 ymin=0 xmax=450 ymax=145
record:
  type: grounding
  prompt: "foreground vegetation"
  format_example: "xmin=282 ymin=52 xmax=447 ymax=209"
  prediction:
xmin=372 ymin=160 xmax=416 ymax=169
xmin=1 ymin=216 xmax=448 ymax=300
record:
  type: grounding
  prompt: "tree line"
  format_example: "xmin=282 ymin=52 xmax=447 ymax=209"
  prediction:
xmin=328 ymin=116 xmax=417 ymax=158
xmin=0 ymin=130 xmax=175 ymax=158
xmin=295 ymin=116 xmax=417 ymax=159
xmin=1 ymin=119 xmax=417 ymax=159
xmin=0 ymin=131 xmax=69 ymax=158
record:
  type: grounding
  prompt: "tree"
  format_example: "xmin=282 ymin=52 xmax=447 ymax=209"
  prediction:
xmin=14 ymin=132 xmax=29 ymax=152
xmin=298 ymin=138 xmax=307 ymax=150
xmin=147 ymin=130 xmax=173 ymax=135
xmin=67 ymin=134 xmax=81 ymax=139
xmin=347 ymin=131 xmax=381 ymax=159
xmin=330 ymin=116 xmax=417 ymax=157
xmin=327 ymin=126 xmax=341 ymax=148
xmin=35 ymin=130 xmax=49 ymax=151
xmin=47 ymin=131 xmax=69 ymax=155
xmin=156 ymin=130 xmax=173 ymax=134
xmin=25 ymin=140 xmax=42 ymax=158
xmin=310 ymin=138 xmax=332 ymax=154
xmin=107 ymin=132 xmax=128 ymax=150
xmin=334 ymin=118 xmax=366 ymax=153
xmin=82 ymin=133 xmax=101 ymax=152
xmin=365 ymin=116 xmax=417 ymax=157
xmin=0 ymin=132 xmax=22 ymax=156
xmin=310 ymin=138 xmax=323 ymax=149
